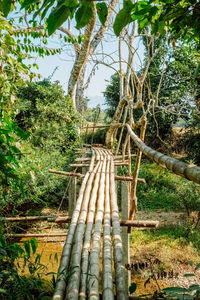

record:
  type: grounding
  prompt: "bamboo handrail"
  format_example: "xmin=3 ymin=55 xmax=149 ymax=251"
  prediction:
xmin=126 ymin=124 xmax=200 ymax=184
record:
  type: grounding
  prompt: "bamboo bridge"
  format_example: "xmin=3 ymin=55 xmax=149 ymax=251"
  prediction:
xmin=2 ymin=124 xmax=200 ymax=299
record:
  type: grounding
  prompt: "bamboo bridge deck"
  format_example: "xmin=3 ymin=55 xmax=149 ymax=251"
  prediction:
xmin=53 ymin=148 xmax=127 ymax=300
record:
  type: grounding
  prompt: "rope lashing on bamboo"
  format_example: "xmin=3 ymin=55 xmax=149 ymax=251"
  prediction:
xmin=53 ymin=148 xmax=127 ymax=300
xmin=126 ymin=124 xmax=200 ymax=185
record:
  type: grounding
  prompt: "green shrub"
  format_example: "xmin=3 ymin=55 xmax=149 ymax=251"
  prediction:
xmin=1 ymin=80 xmax=80 ymax=213
xmin=0 ymin=224 xmax=53 ymax=299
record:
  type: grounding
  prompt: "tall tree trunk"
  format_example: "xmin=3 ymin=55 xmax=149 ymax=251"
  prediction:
xmin=68 ymin=13 xmax=96 ymax=104
xmin=69 ymin=0 xmax=119 ymax=110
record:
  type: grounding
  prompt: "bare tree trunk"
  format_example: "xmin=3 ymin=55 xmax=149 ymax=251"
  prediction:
xmin=69 ymin=0 xmax=118 ymax=110
xmin=68 ymin=13 xmax=96 ymax=104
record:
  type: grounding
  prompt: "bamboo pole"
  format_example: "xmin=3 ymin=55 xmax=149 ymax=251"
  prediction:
xmin=1 ymin=216 xmax=50 ymax=222
xmin=66 ymin=150 xmax=103 ymax=300
xmin=1 ymin=216 xmax=71 ymax=223
xmin=114 ymin=154 xmax=136 ymax=160
xmin=110 ymin=156 xmax=127 ymax=300
xmin=75 ymin=157 xmax=91 ymax=162
xmin=102 ymin=157 xmax=114 ymax=300
xmin=115 ymin=176 xmax=146 ymax=183
xmin=49 ymin=169 xmax=84 ymax=178
xmin=83 ymin=123 xmax=124 ymax=129
xmin=1 ymin=216 xmax=158 ymax=227
xmin=6 ymin=233 xmax=68 ymax=238
xmin=70 ymin=163 xmax=90 ymax=168
xmin=88 ymin=152 xmax=107 ymax=299
xmin=126 ymin=124 xmax=200 ymax=185
xmin=129 ymin=119 xmax=147 ymax=220
xmin=2 ymin=216 xmax=158 ymax=228
xmin=115 ymin=162 xmax=129 ymax=166
xmin=115 ymin=106 xmax=128 ymax=156
xmin=53 ymin=151 xmax=96 ymax=300
xmin=79 ymin=153 xmax=103 ymax=300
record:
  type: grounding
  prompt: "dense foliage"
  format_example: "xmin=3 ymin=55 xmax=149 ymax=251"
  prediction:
xmin=1 ymin=79 xmax=80 ymax=214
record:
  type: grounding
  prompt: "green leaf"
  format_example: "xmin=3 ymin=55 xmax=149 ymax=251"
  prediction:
xmin=129 ymin=282 xmax=137 ymax=294
xmin=188 ymin=284 xmax=200 ymax=292
xmin=0 ymin=0 xmax=12 ymax=17
xmin=75 ymin=1 xmax=94 ymax=29
xmin=21 ymin=0 xmax=39 ymax=9
xmin=30 ymin=237 xmax=38 ymax=254
xmin=96 ymin=2 xmax=108 ymax=26
xmin=47 ymin=2 xmax=70 ymax=35
xmin=188 ymin=260 xmax=193 ymax=266
xmin=184 ymin=273 xmax=195 ymax=277
xmin=0 ymin=289 xmax=7 ymax=295
xmin=163 ymin=287 xmax=188 ymax=293
xmin=195 ymin=263 xmax=200 ymax=271
xmin=24 ymin=240 xmax=31 ymax=259
xmin=113 ymin=0 xmax=134 ymax=36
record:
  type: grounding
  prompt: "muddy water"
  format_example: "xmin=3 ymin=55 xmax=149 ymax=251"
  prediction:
xmin=18 ymin=238 xmax=65 ymax=277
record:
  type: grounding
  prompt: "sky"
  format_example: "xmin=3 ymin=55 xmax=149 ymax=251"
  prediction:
xmin=24 ymin=20 xmax=145 ymax=110
xmin=11 ymin=3 xmax=145 ymax=110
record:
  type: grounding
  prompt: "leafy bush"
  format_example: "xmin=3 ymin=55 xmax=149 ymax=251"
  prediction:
xmin=0 ymin=224 xmax=52 ymax=299
xmin=1 ymin=80 xmax=80 ymax=213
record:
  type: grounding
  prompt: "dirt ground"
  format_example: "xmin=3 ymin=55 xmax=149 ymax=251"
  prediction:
xmin=130 ymin=210 xmax=200 ymax=296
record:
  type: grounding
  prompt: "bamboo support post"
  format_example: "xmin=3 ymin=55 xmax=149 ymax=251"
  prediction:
xmin=115 ymin=106 xmax=128 ymax=156
xmin=68 ymin=177 xmax=77 ymax=217
xmin=121 ymin=182 xmax=131 ymax=290
xmin=129 ymin=119 xmax=147 ymax=220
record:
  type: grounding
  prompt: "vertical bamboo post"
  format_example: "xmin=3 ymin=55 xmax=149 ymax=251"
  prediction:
xmin=68 ymin=177 xmax=77 ymax=217
xmin=121 ymin=182 xmax=131 ymax=290
xmin=129 ymin=118 xmax=147 ymax=220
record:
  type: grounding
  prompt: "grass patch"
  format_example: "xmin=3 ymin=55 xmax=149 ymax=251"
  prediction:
xmin=130 ymin=226 xmax=200 ymax=270
xmin=134 ymin=158 xmax=200 ymax=211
